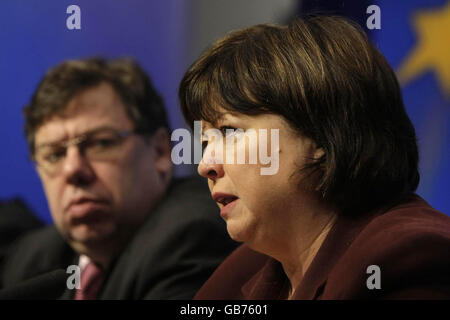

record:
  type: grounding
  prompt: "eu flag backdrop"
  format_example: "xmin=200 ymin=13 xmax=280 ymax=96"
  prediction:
xmin=374 ymin=0 xmax=449 ymax=215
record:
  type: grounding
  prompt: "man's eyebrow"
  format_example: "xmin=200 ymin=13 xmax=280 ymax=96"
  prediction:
xmin=35 ymin=125 xmax=120 ymax=148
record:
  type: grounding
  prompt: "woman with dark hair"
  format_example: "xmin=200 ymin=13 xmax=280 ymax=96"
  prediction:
xmin=179 ymin=16 xmax=450 ymax=299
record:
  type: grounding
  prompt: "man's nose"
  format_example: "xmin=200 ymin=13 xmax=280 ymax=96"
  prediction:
xmin=61 ymin=146 xmax=96 ymax=185
xmin=197 ymin=150 xmax=225 ymax=181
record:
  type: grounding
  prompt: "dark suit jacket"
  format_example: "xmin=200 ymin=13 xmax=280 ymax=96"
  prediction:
xmin=0 ymin=176 xmax=238 ymax=299
xmin=195 ymin=194 xmax=450 ymax=299
xmin=0 ymin=199 xmax=42 ymax=266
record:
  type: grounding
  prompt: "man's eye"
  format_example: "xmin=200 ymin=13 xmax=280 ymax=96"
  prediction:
xmin=90 ymin=138 xmax=118 ymax=149
xmin=44 ymin=150 xmax=66 ymax=163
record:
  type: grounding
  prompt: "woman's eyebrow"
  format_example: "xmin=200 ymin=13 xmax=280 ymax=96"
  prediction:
xmin=214 ymin=111 xmax=239 ymax=123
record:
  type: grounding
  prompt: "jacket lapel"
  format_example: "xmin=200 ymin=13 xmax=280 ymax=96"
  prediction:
xmin=240 ymin=212 xmax=381 ymax=300
xmin=241 ymin=258 xmax=289 ymax=299
xmin=293 ymin=213 xmax=375 ymax=299
xmin=294 ymin=195 xmax=424 ymax=299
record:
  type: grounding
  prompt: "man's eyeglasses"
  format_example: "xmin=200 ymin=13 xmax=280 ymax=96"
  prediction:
xmin=33 ymin=128 xmax=144 ymax=176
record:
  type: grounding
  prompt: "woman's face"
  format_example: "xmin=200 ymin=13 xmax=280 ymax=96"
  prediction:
xmin=198 ymin=110 xmax=325 ymax=250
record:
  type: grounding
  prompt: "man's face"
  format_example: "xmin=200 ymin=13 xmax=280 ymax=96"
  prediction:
xmin=34 ymin=83 xmax=172 ymax=261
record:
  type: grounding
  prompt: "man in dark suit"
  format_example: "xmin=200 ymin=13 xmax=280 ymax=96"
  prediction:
xmin=0 ymin=57 xmax=236 ymax=299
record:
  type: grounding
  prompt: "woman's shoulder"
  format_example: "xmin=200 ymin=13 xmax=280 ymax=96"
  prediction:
xmin=355 ymin=194 xmax=450 ymax=248
xmin=323 ymin=195 xmax=450 ymax=299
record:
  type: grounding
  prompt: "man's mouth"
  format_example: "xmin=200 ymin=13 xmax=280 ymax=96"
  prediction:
xmin=66 ymin=197 xmax=109 ymax=222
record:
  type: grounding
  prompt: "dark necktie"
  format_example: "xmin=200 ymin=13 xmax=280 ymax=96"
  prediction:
xmin=74 ymin=262 xmax=105 ymax=300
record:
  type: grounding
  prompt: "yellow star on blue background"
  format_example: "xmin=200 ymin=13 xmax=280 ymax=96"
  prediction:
xmin=397 ymin=2 xmax=450 ymax=98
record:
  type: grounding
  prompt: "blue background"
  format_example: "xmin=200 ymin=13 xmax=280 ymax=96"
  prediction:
xmin=373 ymin=0 xmax=450 ymax=217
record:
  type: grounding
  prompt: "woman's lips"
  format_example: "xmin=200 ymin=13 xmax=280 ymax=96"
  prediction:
xmin=212 ymin=192 xmax=239 ymax=218
xmin=220 ymin=198 xmax=238 ymax=218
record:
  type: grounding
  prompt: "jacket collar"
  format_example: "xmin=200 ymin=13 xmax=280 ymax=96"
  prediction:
xmin=241 ymin=194 xmax=425 ymax=299
xmin=241 ymin=213 xmax=371 ymax=299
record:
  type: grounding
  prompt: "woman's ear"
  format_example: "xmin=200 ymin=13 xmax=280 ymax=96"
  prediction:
xmin=313 ymin=146 xmax=325 ymax=160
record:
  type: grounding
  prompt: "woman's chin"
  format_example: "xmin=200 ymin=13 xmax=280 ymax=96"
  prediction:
xmin=226 ymin=220 xmax=251 ymax=243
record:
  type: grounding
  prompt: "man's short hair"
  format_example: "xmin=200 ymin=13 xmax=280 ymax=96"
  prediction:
xmin=24 ymin=57 xmax=169 ymax=155
xmin=179 ymin=15 xmax=420 ymax=216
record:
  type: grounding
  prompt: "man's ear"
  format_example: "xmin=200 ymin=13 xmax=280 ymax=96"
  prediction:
xmin=150 ymin=128 xmax=172 ymax=176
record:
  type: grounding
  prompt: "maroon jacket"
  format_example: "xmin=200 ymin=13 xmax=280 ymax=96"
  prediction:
xmin=195 ymin=194 xmax=450 ymax=299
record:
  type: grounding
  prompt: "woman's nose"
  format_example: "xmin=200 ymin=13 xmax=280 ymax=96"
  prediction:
xmin=197 ymin=149 xmax=225 ymax=181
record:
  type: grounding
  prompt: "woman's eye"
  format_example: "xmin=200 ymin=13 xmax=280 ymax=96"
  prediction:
xmin=201 ymin=140 xmax=208 ymax=152
xmin=219 ymin=126 xmax=238 ymax=136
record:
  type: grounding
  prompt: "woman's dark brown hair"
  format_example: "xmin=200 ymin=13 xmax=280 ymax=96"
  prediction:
xmin=179 ymin=15 xmax=420 ymax=216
